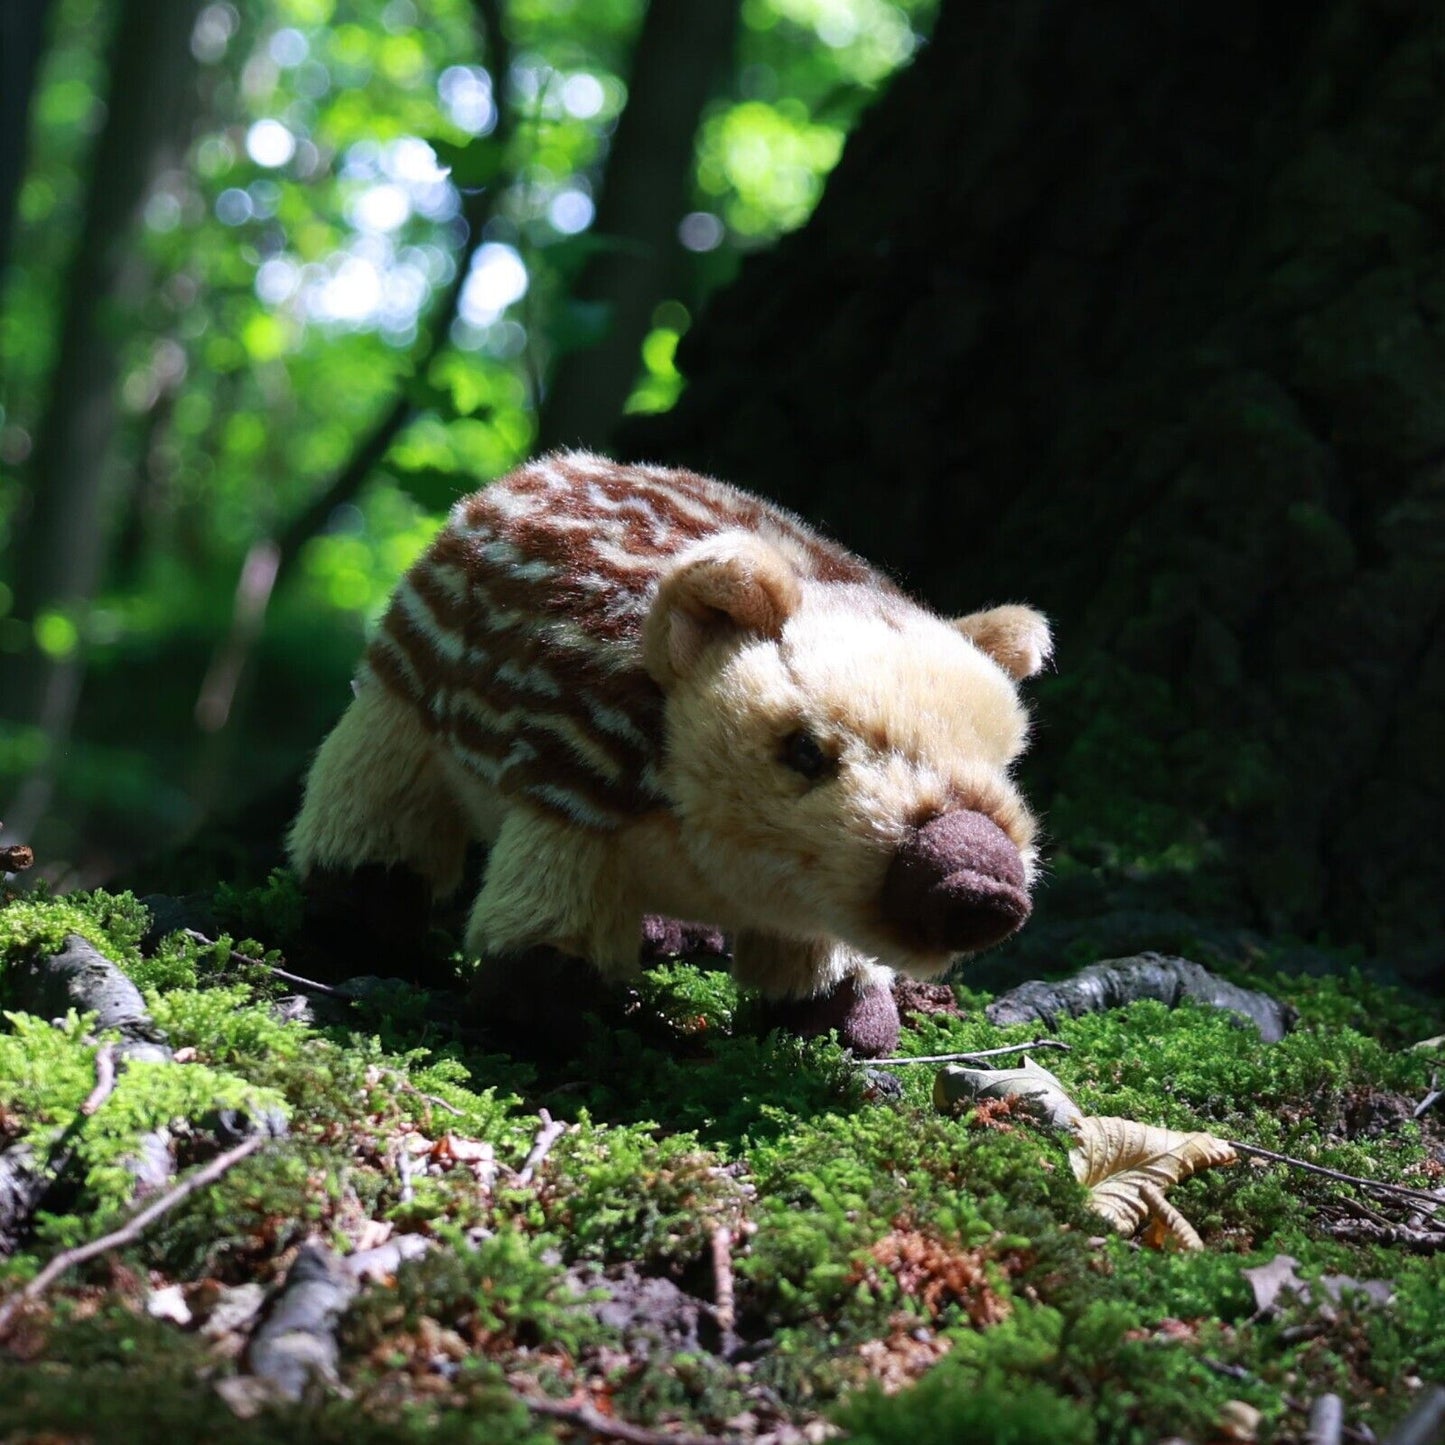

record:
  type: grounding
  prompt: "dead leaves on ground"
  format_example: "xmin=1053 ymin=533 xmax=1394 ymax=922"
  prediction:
xmin=1069 ymin=1116 xmax=1237 ymax=1250
xmin=934 ymin=1055 xmax=1237 ymax=1251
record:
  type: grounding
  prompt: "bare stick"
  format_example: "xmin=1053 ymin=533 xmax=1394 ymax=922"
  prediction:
xmin=411 ymin=1090 xmax=464 ymax=1117
xmin=0 ymin=1132 xmax=266 ymax=1339
xmin=1204 ymin=1362 xmax=1374 ymax=1445
xmin=710 ymin=1224 xmax=735 ymax=1337
xmin=1413 ymin=1072 xmax=1443 ymax=1120
xmin=1229 ymin=1141 xmax=1445 ymax=1209
xmin=79 ymin=1042 xmax=118 ymax=1116
xmin=1304 ymin=1392 xmax=1344 ymax=1445
xmin=396 ymin=1144 xmax=415 ymax=1206
xmin=869 ymin=1040 xmax=1072 ymax=1066
xmin=182 ymin=931 xmax=346 ymax=999
xmin=516 ymin=1109 xmax=566 ymax=1186
xmin=1382 ymin=1384 xmax=1445 ymax=1445
xmin=520 ymin=1394 xmax=729 ymax=1445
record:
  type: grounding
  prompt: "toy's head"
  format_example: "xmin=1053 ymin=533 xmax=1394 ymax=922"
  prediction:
xmin=643 ymin=531 xmax=1050 ymax=977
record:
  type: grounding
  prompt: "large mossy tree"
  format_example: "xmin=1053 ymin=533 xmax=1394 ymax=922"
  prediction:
xmin=625 ymin=1 xmax=1445 ymax=978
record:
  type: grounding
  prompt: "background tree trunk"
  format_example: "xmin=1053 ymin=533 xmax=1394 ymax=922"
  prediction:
xmin=535 ymin=0 xmax=741 ymax=453
xmin=624 ymin=0 xmax=1445 ymax=977
xmin=0 ymin=0 xmax=53 ymax=282
xmin=1 ymin=0 xmax=201 ymax=836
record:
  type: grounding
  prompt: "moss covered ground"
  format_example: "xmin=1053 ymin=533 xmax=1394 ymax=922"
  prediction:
xmin=1 ymin=878 xmax=1442 ymax=1443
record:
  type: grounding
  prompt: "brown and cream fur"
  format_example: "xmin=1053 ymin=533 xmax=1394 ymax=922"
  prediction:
xmin=289 ymin=452 xmax=1051 ymax=1052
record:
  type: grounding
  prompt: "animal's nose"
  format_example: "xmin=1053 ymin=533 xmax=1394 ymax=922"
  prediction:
xmin=880 ymin=809 xmax=1031 ymax=953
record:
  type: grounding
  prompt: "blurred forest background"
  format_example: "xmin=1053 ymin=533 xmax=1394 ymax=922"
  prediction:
xmin=4 ymin=0 xmax=1445 ymax=986
xmin=0 ymin=0 xmax=934 ymax=875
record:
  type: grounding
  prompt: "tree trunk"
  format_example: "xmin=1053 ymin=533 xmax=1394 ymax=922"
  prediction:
xmin=0 ymin=0 xmax=53 ymax=281
xmin=535 ymin=0 xmax=741 ymax=454
xmin=623 ymin=1 xmax=1445 ymax=974
xmin=1 ymin=0 xmax=201 ymax=835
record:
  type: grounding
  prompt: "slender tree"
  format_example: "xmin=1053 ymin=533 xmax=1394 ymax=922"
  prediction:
xmin=535 ymin=0 xmax=741 ymax=453
xmin=2 ymin=0 xmax=202 ymax=836
xmin=0 ymin=0 xmax=54 ymax=283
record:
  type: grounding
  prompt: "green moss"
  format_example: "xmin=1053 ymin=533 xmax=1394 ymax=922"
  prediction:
xmin=345 ymin=1225 xmax=606 ymax=1359
xmin=0 ymin=886 xmax=149 ymax=967
xmin=519 ymin=1118 xmax=744 ymax=1269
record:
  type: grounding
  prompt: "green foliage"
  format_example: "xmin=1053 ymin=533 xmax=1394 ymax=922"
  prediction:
xmin=526 ymin=1119 xmax=745 ymax=1269
xmin=5 ymin=885 xmax=1445 ymax=1440
xmin=0 ymin=886 xmax=149 ymax=968
xmin=345 ymin=1224 xmax=605 ymax=1357
xmin=837 ymin=1361 xmax=1097 ymax=1445
xmin=212 ymin=869 xmax=306 ymax=948
xmin=1 ymin=0 xmax=940 ymax=868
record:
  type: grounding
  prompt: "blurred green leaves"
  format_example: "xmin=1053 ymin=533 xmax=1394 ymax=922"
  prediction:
xmin=0 ymin=0 xmax=937 ymax=861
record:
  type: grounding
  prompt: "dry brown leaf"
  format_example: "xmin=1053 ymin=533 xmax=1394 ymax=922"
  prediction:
xmin=1069 ymin=1115 xmax=1237 ymax=1249
xmin=933 ymin=1056 xmax=1083 ymax=1133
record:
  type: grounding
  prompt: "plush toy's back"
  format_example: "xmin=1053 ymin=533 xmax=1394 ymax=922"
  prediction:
xmin=366 ymin=450 xmax=887 ymax=832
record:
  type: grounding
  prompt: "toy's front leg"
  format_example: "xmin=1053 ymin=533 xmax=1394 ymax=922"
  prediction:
xmin=465 ymin=807 xmax=642 ymax=1046
xmin=734 ymin=931 xmax=900 ymax=1057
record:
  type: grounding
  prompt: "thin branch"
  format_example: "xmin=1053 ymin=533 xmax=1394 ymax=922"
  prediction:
xmin=516 ymin=1109 xmax=565 ymax=1186
xmin=869 ymin=1040 xmax=1072 ymax=1067
xmin=411 ymin=1089 xmax=465 ymax=1117
xmin=182 ymin=930 xmax=346 ymax=999
xmin=1229 ymin=1140 xmax=1445 ymax=1210
xmin=1412 ymin=1071 xmax=1442 ymax=1120
xmin=79 ymin=1042 xmax=118 ymax=1117
xmin=0 ymin=1132 xmax=266 ymax=1339
xmin=519 ymin=1394 xmax=730 ymax=1445
xmin=710 ymin=1224 xmax=735 ymax=1338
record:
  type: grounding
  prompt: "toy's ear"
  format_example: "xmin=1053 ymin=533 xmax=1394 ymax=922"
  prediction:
xmin=644 ymin=532 xmax=802 ymax=685
xmin=953 ymin=604 xmax=1053 ymax=680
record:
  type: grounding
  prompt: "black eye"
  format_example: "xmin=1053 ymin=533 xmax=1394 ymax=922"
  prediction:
xmin=779 ymin=729 xmax=834 ymax=781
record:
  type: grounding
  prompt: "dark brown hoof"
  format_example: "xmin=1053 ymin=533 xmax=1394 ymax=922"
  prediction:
xmin=752 ymin=975 xmax=900 ymax=1058
xmin=300 ymin=863 xmax=439 ymax=981
xmin=469 ymin=946 xmax=629 ymax=1061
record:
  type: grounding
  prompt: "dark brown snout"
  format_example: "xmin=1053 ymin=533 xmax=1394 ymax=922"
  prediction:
xmin=881 ymin=809 xmax=1031 ymax=954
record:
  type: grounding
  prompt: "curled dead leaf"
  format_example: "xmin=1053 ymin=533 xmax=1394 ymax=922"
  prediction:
xmin=933 ymin=1056 xmax=1083 ymax=1133
xmin=1069 ymin=1115 xmax=1237 ymax=1250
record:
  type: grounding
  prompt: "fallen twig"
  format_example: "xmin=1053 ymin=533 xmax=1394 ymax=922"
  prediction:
xmin=519 ymin=1393 xmax=729 ymax=1445
xmin=710 ymin=1224 xmax=735 ymax=1338
xmin=869 ymin=1040 xmax=1072 ymax=1066
xmin=412 ymin=1090 xmax=464 ymax=1117
xmin=516 ymin=1109 xmax=566 ymax=1186
xmin=1203 ymin=1361 xmax=1375 ymax=1444
xmin=0 ymin=1132 xmax=266 ymax=1339
xmin=182 ymin=930 xmax=347 ymax=999
xmin=1305 ymin=1393 xmax=1344 ymax=1445
xmin=1382 ymin=1383 xmax=1445 ymax=1445
xmin=1413 ymin=1072 xmax=1443 ymax=1120
xmin=79 ymin=1042 xmax=118 ymax=1117
xmin=1229 ymin=1141 xmax=1445 ymax=1210
xmin=397 ymin=1143 xmax=415 ymax=1206
xmin=1324 ymin=1219 xmax=1445 ymax=1253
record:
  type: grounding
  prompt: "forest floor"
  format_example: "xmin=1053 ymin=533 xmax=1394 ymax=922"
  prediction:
xmin=0 ymin=875 xmax=1443 ymax=1445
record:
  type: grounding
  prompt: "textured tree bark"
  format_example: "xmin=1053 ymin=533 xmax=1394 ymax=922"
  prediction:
xmin=535 ymin=0 xmax=741 ymax=454
xmin=1 ymin=0 xmax=201 ymax=833
xmin=623 ymin=1 xmax=1445 ymax=974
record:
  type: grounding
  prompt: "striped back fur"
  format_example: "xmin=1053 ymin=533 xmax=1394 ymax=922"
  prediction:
xmin=365 ymin=451 xmax=888 ymax=831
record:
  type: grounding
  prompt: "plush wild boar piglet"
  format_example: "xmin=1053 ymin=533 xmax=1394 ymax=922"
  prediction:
xmin=288 ymin=452 xmax=1051 ymax=1056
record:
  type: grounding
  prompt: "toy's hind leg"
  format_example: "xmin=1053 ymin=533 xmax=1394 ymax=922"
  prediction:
xmin=289 ymin=683 xmax=471 ymax=970
xmin=464 ymin=806 xmax=643 ymax=1049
